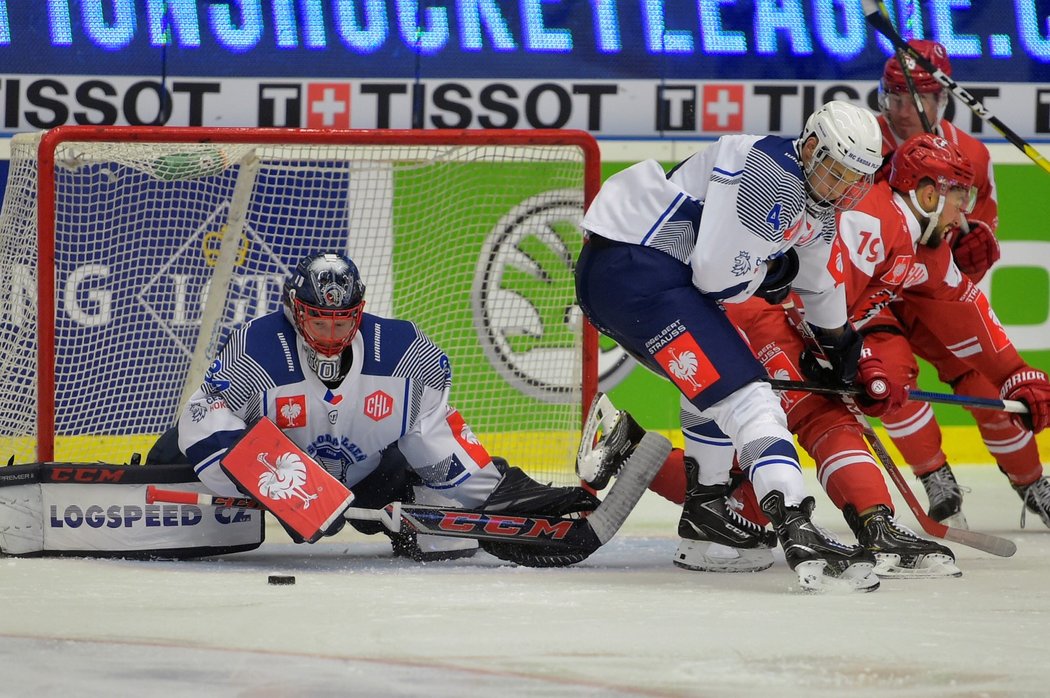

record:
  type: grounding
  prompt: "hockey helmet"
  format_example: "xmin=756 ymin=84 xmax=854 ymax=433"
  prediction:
xmin=283 ymin=252 xmax=366 ymax=357
xmin=889 ymin=133 xmax=975 ymax=197
xmin=881 ymin=40 xmax=951 ymax=95
xmin=799 ymin=101 xmax=883 ymax=211
xmin=878 ymin=40 xmax=952 ymax=128
xmin=889 ymin=134 xmax=976 ymax=244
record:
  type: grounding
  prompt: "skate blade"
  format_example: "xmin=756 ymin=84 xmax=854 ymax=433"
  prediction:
xmin=794 ymin=560 xmax=880 ymax=593
xmin=673 ymin=540 xmax=774 ymax=573
xmin=873 ymin=553 xmax=962 ymax=579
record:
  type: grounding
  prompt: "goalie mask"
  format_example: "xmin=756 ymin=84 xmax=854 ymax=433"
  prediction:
xmin=889 ymin=133 xmax=976 ymax=247
xmin=283 ymin=253 xmax=366 ymax=380
xmin=798 ymin=101 xmax=882 ymax=213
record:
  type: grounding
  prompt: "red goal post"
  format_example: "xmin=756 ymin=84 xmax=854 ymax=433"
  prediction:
xmin=0 ymin=126 xmax=600 ymax=486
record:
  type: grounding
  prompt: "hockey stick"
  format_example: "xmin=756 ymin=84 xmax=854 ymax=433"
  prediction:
xmin=861 ymin=0 xmax=1050 ymax=174
xmin=766 ymin=378 xmax=1028 ymax=415
xmin=781 ymin=304 xmax=1016 ymax=556
xmin=876 ymin=0 xmax=933 ymax=134
xmin=144 ymin=432 xmax=669 ymax=551
xmin=146 ymin=485 xmax=598 ymax=547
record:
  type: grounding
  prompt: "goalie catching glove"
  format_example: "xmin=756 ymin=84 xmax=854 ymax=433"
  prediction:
xmin=478 ymin=463 xmax=602 ymax=568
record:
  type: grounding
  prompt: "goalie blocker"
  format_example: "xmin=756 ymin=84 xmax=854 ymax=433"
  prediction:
xmin=0 ymin=461 xmax=263 ymax=558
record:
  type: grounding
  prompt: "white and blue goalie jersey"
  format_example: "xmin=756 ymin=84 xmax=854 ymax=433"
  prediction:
xmin=582 ymin=134 xmax=846 ymax=329
xmin=178 ymin=311 xmax=500 ymax=507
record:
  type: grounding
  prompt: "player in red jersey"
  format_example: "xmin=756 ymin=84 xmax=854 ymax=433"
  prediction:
xmin=875 ymin=41 xmax=1050 ymax=529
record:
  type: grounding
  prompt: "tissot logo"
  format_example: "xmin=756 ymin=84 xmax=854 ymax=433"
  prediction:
xmin=702 ymin=84 xmax=743 ymax=131
xmin=656 ymin=85 xmax=696 ymax=131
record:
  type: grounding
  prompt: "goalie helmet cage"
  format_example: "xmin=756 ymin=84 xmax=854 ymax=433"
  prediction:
xmin=0 ymin=126 xmax=600 ymax=487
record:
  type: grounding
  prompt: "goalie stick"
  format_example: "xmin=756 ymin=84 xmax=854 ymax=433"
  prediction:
xmin=861 ymin=0 xmax=1050 ymax=175
xmin=782 ymin=303 xmax=1016 ymax=557
xmin=145 ymin=429 xmax=669 ymax=551
xmin=765 ymin=378 xmax=1029 ymax=415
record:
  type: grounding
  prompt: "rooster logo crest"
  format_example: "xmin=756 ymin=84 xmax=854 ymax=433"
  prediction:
xmin=256 ymin=451 xmax=319 ymax=509
xmin=280 ymin=401 xmax=302 ymax=425
xmin=668 ymin=348 xmax=703 ymax=390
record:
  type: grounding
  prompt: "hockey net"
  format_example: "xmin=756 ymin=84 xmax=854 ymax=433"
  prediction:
xmin=0 ymin=127 xmax=599 ymax=486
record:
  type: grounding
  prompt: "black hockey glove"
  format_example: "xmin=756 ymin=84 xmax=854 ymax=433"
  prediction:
xmin=755 ymin=248 xmax=799 ymax=305
xmin=798 ymin=323 xmax=863 ymax=387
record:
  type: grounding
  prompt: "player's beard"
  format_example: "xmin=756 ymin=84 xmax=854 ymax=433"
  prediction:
xmin=922 ymin=227 xmax=946 ymax=249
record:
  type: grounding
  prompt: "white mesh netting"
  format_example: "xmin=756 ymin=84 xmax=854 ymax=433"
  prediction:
xmin=0 ymin=131 xmax=594 ymax=485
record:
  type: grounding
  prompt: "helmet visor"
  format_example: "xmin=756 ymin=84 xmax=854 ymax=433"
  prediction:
xmin=807 ymin=156 xmax=874 ymax=212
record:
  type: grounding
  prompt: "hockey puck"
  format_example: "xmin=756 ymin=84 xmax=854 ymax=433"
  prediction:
xmin=267 ymin=574 xmax=296 ymax=586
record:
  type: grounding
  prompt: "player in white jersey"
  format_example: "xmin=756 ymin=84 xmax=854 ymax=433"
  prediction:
xmin=177 ymin=252 xmax=600 ymax=563
xmin=576 ymin=101 xmax=896 ymax=592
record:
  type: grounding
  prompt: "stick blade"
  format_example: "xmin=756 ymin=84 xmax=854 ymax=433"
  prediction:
xmin=586 ymin=430 xmax=671 ymax=545
xmin=942 ymin=528 xmax=1017 ymax=558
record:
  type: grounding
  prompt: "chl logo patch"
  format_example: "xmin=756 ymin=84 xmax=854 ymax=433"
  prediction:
xmin=653 ymin=333 xmax=721 ymax=399
xmin=276 ymin=396 xmax=307 ymax=428
xmin=364 ymin=390 xmax=393 ymax=422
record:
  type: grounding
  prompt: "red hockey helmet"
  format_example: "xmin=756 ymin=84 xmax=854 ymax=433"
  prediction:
xmin=888 ymin=133 xmax=974 ymax=196
xmin=881 ymin=40 xmax=951 ymax=94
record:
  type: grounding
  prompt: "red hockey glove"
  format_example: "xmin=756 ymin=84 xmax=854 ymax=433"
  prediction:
xmin=1000 ymin=369 xmax=1050 ymax=434
xmin=951 ymin=219 xmax=1000 ymax=279
xmin=854 ymin=347 xmax=909 ymax=418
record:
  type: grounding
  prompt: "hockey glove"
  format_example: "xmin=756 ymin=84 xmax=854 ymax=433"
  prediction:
xmin=799 ymin=323 xmax=863 ymax=386
xmin=853 ymin=347 xmax=909 ymax=418
xmin=755 ymin=248 xmax=799 ymax=305
xmin=1000 ymin=369 xmax=1050 ymax=434
xmin=951 ymin=219 xmax=1000 ymax=281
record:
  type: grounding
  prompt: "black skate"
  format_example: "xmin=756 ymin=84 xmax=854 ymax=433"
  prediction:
xmin=844 ymin=505 xmax=961 ymax=579
xmin=918 ymin=464 xmax=968 ymax=529
xmin=1012 ymin=476 xmax=1050 ymax=529
xmin=576 ymin=392 xmax=646 ymax=490
xmin=760 ymin=491 xmax=879 ymax=593
xmin=674 ymin=458 xmax=776 ymax=573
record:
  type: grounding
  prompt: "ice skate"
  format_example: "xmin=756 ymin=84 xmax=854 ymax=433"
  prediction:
xmin=576 ymin=392 xmax=646 ymax=490
xmin=760 ymin=491 xmax=879 ymax=593
xmin=918 ymin=464 xmax=968 ymax=529
xmin=845 ymin=505 xmax=961 ymax=579
xmin=674 ymin=458 xmax=776 ymax=573
xmin=1012 ymin=476 xmax=1050 ymax=529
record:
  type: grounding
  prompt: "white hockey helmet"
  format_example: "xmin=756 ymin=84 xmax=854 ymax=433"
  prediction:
xmin=799 ymin=101 xmax=883 ymax=211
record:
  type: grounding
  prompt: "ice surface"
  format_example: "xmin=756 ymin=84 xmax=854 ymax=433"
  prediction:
xmin=2 ymin=464 xmax=1049 ymax=697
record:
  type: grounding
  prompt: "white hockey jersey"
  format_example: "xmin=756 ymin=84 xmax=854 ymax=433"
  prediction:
xmin=582 ymin=134 xmax=847 ymax=329
xmin=178 ymin=311 xmax=499 ymax=507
